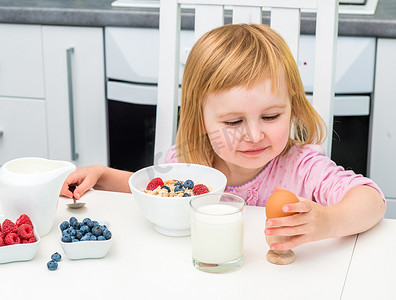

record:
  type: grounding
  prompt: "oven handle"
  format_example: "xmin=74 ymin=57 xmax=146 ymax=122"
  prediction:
xmin=66 ymin=47 xmax=79 ymax=161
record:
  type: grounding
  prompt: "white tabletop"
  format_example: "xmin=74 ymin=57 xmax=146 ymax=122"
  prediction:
xmin=341 ymin=218 xmax=396 ymax=300
xmin=0 ymin=190 xmax=361 ymax=299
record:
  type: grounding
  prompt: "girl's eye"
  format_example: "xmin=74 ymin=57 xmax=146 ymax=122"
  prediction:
xmin=224 ymin=120 xmax=242 ymax=126
xmin=262 ymin=114 xmax=279 ymax=121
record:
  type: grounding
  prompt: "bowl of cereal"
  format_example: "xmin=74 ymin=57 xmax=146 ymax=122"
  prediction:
xmin=129 ymin=163 xmax=227 ymax=237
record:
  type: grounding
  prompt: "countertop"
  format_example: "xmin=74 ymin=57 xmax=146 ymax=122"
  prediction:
xmin=0 ymin=0 xmax=396 ymax=38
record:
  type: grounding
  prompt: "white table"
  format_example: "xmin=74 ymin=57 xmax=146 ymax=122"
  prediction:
xmin=342 ymin=218 xmax=396 ymax=300
xmin=0 ymin=190 xmax=373 ymax=299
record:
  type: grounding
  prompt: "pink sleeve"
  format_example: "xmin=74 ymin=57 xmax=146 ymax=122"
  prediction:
xmin=164 ymin=145 xmax=178 ymax=163
xmin=286 ymin=145 xmax=385 ymax=206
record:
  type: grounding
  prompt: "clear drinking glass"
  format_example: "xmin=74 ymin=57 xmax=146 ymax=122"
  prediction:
xmin=190 ymin=193 xmax=245 ymax=273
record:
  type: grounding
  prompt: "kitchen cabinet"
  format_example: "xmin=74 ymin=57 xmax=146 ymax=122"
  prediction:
xmin=0 ymin=98 xmax=48 ymax=163
xmin=369 ymin=38 xmax=396 ymax=218
xmin=42 ymin=26 xmax=108 ymax=167
xmin=0 ymin=24 xmax=45 ymax=99
xmin=0 ymin=24 xmax=108 ymax=167
xmin=0 ymin=24 xmax=47 ymax=165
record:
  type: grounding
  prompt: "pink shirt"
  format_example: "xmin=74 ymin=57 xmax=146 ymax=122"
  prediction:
xmin=165 ymin=144 xmax=385 ymax=207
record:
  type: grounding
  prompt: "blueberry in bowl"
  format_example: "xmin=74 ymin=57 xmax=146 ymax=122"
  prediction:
xmin=59 ymin=217 xmax=112 ymax=260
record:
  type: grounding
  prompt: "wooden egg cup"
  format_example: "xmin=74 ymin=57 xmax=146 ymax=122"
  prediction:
xmin=265 ymin=234 xmax=296 ymax=265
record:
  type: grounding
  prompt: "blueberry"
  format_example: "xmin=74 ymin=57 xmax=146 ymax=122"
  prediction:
xmin=62 ymin=235 xmax=72 ymax=243
xmin=161 ymin=185 xmax=171 ymax=192
xmin=47 ymin=260 xmax=58 ymax=271
xmin=69 ymin=217 xmax=77 ymax=226
xmin=80 ymin=225 xmax=89 ymax=235
xmin=174 ymin=181 xmax=183 ymax=187
xmin=72 ymin=238 xmax=79 ymax=242
xmin=92 ymin=221 xmax=99 ymax=227
xmin=174 ymin=185 xmax=184 ymax=193
xmin=75 ymin=231 xmax=83 ymax=240
xmin=183 ymin=193 xmax=191 ymax=197
xmin=87 ymin=221 xmax=94 ymax=229
xmin=60 ymin=221 xmax=70 ymax=230
xmin=103 ymin=229 xmax=112 ymax=240
xmin=82 ymin=218 xmax=91 ymax=226
xmin=92 ymin=225 xmax=103 ymax=237
xmin=81 ymin=235 xmax=90 ymax=241
xmin=69 ymin=229 xmax=76 ymax=236
xmin=184 ymin=180 xmax=194 ymax=189
xmin=72 ymin=222 xmax=81 ymax=230
xmin=98 ymin=236 xmax=106 ymax=241
xmin=51 ymin=252 xmax=62 ymax=262
xmin=90 ymin=235 xmax=97 ymax=241
xmin=62 ymin=229 xmax=69 ymax=236
xmin=86 ymin=232 xmax=93 ymax=238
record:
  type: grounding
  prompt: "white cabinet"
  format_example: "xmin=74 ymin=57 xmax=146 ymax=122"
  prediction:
xmin=0 ymin=98 xmax=48 ymax=164
xmin=0 ymin=24 xmax=108 ymax=167
xmin=0 ymin=24 xmax=45 ymax=99
xmin=369 ymin=38 xmax=396 ymax=218
xmin=0 ymin=24 xmax=47 ymax=165
xmin=42 ymin=26 xmax=108 ymax=167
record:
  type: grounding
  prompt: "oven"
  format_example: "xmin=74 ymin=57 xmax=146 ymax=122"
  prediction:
xmin=105 ymin=27 xmax=376 ymax=175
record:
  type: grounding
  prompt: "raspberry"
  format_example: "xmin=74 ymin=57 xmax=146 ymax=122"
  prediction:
xmin=2 ymin=219 xmax=17 ymax=235
xmin=16 ymin=214 xmax=33 ymax=227
xmin=17 ymin=224 xmax=34 ymax=239
xmin=192 ymin=184 xmax=210 ymax=195
xmin=22 ymin=236 xmax=37 ymax=244
xmin=0 ymin=236 xmax=4 ymax=247
xmin=146 ymin=177 xmax=164 ymax=191
xmin=0 ymin=231 xmax=5 ymax=240
xmin=4 ymin=232 xmax=21 ymax=245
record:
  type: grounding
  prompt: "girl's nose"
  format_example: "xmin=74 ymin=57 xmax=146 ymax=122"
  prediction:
xmin=243 ymin=123 xmax=264 ymax=143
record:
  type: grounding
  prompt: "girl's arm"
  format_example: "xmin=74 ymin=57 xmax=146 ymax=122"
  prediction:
xmin=265 ymin=185 xmax=385 ymax=250
xmin=60 ymin=165 xmax=133 ymax=200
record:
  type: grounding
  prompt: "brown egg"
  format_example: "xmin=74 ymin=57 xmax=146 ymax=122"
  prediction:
xmin=265 ymin=190 xmax=299 ymax=219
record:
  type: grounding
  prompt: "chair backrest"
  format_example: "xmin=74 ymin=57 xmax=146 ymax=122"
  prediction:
xmin=155 ymin=0 xmax=338 ymax=164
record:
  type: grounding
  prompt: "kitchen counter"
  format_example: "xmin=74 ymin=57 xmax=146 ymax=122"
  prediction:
xmin=0 ymin=0 xmax=396 ymax=38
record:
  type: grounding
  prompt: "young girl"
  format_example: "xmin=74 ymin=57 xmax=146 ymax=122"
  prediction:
xmin=61 ymin=24 xmax=385 ymax=251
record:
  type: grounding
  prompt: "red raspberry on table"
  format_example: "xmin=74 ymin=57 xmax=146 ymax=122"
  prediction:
xmin=146 ymin=177 xmax=164 ymax=191
xmin=192 ymin=184 xmax=210 ymax=195
xmin=2 ymin=219 xmax=17 ymax=235
xmin=16 ymin=214 xmax=33 ymax=227
xmin=17 ymin=224 xmax=34 ymax=239
xmin=4 ymin=232 xmax=21 ymax=245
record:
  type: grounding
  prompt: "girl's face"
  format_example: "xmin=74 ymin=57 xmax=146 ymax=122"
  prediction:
xmin=203 ymin=77 xmax=291 ymax=171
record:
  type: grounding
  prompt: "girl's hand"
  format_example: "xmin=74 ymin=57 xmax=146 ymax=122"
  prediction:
xmin=60 ymin=165 xmax=105 ymax=200
xmin=265 ymin=197 xmax=331 ymax=250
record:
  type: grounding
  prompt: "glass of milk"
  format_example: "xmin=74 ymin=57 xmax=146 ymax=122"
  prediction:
xmin=190 ymin=193 xmax=245 ymax=273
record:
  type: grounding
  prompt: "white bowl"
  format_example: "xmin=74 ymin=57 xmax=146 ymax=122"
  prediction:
xmin=129 ymin=163 xmax=227 ymax=237
xmin=0 ymin=216 xmax=40 ymax=264
xmin=59 ymin=221 xmax=112 ymax=260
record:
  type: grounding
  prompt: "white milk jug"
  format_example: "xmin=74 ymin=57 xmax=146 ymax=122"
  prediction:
xmin=0 ymin=157 xmax=76 ymax=236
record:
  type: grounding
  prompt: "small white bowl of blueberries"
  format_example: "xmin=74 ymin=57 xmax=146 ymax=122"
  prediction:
xmin=59 ymin=217 xmax=112 ymax=260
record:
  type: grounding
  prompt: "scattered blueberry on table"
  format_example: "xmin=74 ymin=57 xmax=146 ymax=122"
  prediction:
xmin=51 ymin=252 xmax=62 ymax=262
xmin=47 ymin=260 xmax=58 ymax=271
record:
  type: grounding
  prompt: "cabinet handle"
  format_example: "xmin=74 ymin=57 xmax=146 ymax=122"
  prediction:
xmin=66 ymin=47 xmax=79 ymax=161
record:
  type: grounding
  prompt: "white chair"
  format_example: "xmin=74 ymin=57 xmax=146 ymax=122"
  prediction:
xmin=154 ymin=0 xmax=338 ymax=163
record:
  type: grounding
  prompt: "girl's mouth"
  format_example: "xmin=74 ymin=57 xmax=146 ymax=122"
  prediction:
xmin=239 ymin=147 xmax=267 ymax=156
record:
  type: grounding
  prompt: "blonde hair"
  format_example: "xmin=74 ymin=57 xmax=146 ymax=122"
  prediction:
xmin=176 ymin=24 xmax=326 ymax=166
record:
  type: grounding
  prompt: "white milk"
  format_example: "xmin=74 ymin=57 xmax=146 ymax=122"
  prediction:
xmin=191 ymin=204 xmax=244 ymax=264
